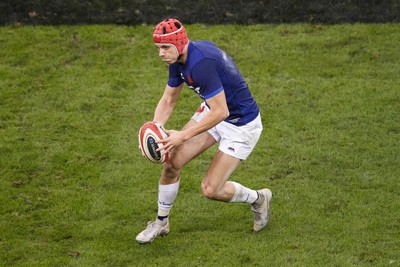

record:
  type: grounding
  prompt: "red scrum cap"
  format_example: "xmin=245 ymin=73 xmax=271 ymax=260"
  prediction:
xmin=153 ymin=18 xmax=188 ymax=56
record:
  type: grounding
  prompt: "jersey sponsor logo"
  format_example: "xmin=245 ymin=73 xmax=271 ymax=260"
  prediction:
xmin=180 ymin=72 xmax=204 ymax=99
xmin=190 ymin=86 xmax=202 ymax=96
xmin=180 ymin=72 xmax=194 ymax=84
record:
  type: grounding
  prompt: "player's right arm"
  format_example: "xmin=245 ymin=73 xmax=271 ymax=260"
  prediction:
xmin=153 ymin=83 xmax=183 ymax=126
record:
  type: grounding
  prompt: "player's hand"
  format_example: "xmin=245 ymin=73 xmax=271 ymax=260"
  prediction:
xmin=156 ymin=129 xmax=187 ymax=153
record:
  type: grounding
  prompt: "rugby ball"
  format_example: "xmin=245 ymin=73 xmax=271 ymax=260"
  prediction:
xmin=138 ymin=121 xmax=169 ymax=163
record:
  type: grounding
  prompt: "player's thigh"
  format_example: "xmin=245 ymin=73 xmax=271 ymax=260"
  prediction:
xmin=168 ymin=119 xmax=216 ymax=169
xmin=202 ymin=150 xmax=241 ymax=191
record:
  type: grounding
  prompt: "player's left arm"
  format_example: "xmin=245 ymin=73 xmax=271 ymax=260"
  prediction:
xmin=181 ymin=57 xmax=229 ymax=137
xmin=181 ymin=90 xmax=228 ymax=138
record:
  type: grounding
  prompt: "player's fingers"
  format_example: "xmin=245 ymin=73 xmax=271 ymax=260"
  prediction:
xmin=157 ymin=143 xmax=171 ymax=153
xmin=156 ymin=142 xmax=167 ymax=152
xmin=164 ymin=129 xmax=172 ymax=135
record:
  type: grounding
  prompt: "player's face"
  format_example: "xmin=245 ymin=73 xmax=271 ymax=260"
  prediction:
xmin=156 ymin=44 xmax=179 ymax=64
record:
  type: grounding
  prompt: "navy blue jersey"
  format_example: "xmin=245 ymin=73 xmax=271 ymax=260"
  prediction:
xmin=167 ymin=41 xmax=259 ymax=126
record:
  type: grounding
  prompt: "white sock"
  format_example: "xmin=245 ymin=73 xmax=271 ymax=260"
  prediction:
xmin=229 ymin=181 xmax=258 ymax=204
xmin=157 ymin=180 xmax=180 ymax=220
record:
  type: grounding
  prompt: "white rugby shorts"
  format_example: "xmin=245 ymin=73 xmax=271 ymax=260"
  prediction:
xmin=191 ymin=102 xmax=263 ymax=160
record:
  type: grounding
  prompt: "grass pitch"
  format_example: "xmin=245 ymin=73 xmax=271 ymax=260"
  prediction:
xmin=0 ymin=23 xmax=399 ymax=266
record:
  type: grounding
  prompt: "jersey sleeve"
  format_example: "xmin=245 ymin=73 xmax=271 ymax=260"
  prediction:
xmin=192 ymin=58 xmax=224 ymax=99
xmin=167 ymin=63 xmax=184 ymax=87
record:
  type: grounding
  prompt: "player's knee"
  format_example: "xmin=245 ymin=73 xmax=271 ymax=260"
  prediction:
xmin=201 ymin=182 xmax=219 ymax=200
xmin=163 ymin=159 xmax=182 ymax=179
